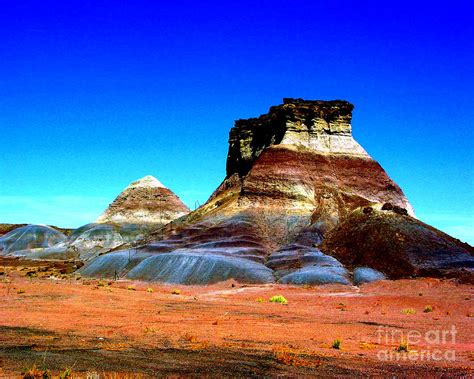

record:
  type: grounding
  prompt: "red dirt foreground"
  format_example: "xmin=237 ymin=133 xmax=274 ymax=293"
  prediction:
xmin=0 ymin=269 xmax=473 ymax=377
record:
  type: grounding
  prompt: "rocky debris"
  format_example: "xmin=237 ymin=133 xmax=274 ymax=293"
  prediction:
xmin=320 ymin=207 xmax=474 ymax=282
xmin=0 ymin=225 xmax=67 ymax=255
xmin=381 ymin=202 xmax=408 ymax=215
xmin=96 ymin=175 xmax=189 ymax=225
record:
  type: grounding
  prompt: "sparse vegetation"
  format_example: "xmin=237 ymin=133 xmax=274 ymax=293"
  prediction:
xmin=423 ymin=305 xmax=433 ymax=313
xmin=183 ymin=332 xmax=198 ymax=343
xmin=59 ymin=368 xmax=72 ymax=379
xmin=146 ymin=287 xmax=154 ymax=293
xmin=256 ymin=297 xmax=265 ymax=303
xmin=401 ymin=308 xmax=416 ymax=315
xmin=127 ymin=285 xmax=136 ymax=291
xmin=171 ymin=289 xmax=181 ymax=295
xmin=274 ymin=347 xmax=319 ymax=367
xmin=22 ymin=364 xmax=51 ymax=378
xmin=144 ymin=326 xmax=158 ymax=333
xmin=337 ymin=302 xmax=347 ymax=311
xmin=269 ymin=295 xmax=288 ymax=304
xmin=396 ymin=340 xmax=409 ymax=352
xmin=332 ymin=339 xmax=342 ymax=349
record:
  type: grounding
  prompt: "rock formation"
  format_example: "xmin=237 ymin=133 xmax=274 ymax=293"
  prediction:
xmin=96 ymin=175 xmax=189 ymax=225
xmin=80 ymin=98 xmax=465 ymax=285
xmin=6 ymin=176 xmax=189 ymax=261
xmin=320 ymin=206 xmax=474 ymax=282
xmin=0 ymin=225 xmax=67 ymax=255
xmin=9 ymin=99 xmax=467 ymax=285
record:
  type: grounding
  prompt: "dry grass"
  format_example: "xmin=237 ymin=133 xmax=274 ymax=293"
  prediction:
xmin=273 ymin=347 xmax=320 ymax=367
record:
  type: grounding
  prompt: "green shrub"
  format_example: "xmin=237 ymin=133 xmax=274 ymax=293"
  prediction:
xmin=332 ymin=339 xmax=342 ymax=349
xmin=269 ymin=295 xmax=288 ymax=304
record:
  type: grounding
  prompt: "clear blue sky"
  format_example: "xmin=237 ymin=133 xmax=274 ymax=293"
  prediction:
xmin=0 ymin=1 xmax=473 ymax=244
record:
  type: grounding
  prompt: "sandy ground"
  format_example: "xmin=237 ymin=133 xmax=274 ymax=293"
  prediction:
xmin=0 ymin=262 xmax=473 ymax=378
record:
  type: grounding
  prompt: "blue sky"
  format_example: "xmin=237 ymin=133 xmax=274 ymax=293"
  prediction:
xmin=0 ymin=1 xmax=473 ymax=243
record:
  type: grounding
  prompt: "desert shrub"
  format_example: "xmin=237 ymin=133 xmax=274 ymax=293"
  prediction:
xmin=401 ymin=308 xmax=416 ymax=315
xmin=396 ymin=340 xmax=409 ymax=352
xmin=17 ymin=289 xmax=26 ymax=294
xmin=336 ymin=302 xmax=346 ymax=311
xmin=171 ymin=289 xmax=181 ymax=295
xmin=59 ymin=368 xmax=72 ymax=379
xmin=127 ymin=285 xmax=136 ymax=291
xmin=256 ymin=297 xmax=265 ymax=303
xmin=332 ymin=339 xmax=341 ymax=349
xmin=423 ymin=305 xmax=433 ymax=313
xmin=269 ymin=295 xmax=288 ymax=304
xmin=144 ymin=326 xmax=158 ymax=334
xmin=22 ymin=364 xmax=51 ymax=378
xmin=183 ymin=333 xmax=198 ymax=343
xmin=146 ymin=287 xmax=154 ymax=293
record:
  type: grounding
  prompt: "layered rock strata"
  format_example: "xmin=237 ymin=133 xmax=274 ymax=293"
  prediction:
xmin=81 ymin=99 xmax=435 ymax=284
xmin=96 ymin=175 xmax=189 ymax=225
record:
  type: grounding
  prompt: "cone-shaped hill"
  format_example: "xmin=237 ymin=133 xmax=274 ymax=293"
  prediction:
xmin=80 ymin=98 xmax=472 ymax=285
xmin=96 ymin=175 xmax=190 ymax=225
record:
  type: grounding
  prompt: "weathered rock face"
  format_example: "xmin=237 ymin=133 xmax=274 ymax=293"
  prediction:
xmin=226 ymin=99 xmax=367 ymax=178
xmin=320 ymin=207 xmax=474 ymax=282
xmin=96 ymin=175 xmax=189 ymax=225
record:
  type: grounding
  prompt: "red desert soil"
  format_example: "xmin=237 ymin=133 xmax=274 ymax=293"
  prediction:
xmin=0 ymin=266 xmax=473 ymax=377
